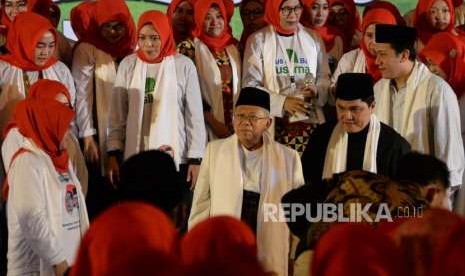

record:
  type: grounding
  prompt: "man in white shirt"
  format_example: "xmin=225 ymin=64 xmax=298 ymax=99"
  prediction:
xmin=189 ymin=87 xmax=304 ymax=276
xmin=373 ymin=23 xmax=465 ymax=198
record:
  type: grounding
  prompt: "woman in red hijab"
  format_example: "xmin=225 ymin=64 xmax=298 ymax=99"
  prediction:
xmin=327 ymin=0 xmax=361 ymax=53
xmin=242 ymin=0 xmax=330 ymax=155
xmin=167 ymin=0 xmax=196 ymax=45
xmin=3 ymin=79 xmax=88 ymax=196
xmin=331 ymin=1 xmax=399 ymax=87
xmin=302 ymin=0 xmax=343 ymax=70
xmin=181 ymin=216 xmax=265 ymax=274
xmin=312 ymin=223 xmax=408 ymax=276
xmin=414 ymin=0 xmax=458 ymax=51
xmin=5 ymin=94 xmax=89 ymax=275
xmin=178 ymin=0 xmax=240 ymax=141
xmin=70 ymin=202 xmax=178 ymax=276
xmin=106 ymin=10 xmax=206 ymax=198
xmin=0 ymin=11 xmax=76 ymax=141
xmin=71 ymin=0 xmax=136 ymax=178
xmin=419 ymin=32 xmax=465 ymax=174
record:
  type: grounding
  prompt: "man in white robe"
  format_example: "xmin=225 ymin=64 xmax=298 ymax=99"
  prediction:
xmin=189 ymin=87 xmax=304 ymax=276
xmin=373 ymin=24 xmax=465 ymax=196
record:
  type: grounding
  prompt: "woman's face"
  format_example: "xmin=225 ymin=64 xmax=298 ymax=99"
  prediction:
xmin=203 ymin=5 xmax=225 ymax=37
xmin=138 ymin=24 xmax=162 ymax=61
xmin=363 ymin=23 xmax=376 ymax=56
xmin=330 ymin=3 xmax=349 ymax=27
xmin=3 ymin=0 xmax=27 ymax=21
xmin=279 ymin=0 xmax=303 ymax=32
xmin=34 ymin=31 xmax=56 ymax=66
xmin=240 ymin=0 xmax=265 ymax=32
xmin=309 ymin=0 xmax=329 ymax=27
xmin=100 ymin=21 xmax=127 ymax=44
xmin=429 ymin=0 xmax=451 ymax=31
xmin=172 ymin=1 xmax=194 ymax=35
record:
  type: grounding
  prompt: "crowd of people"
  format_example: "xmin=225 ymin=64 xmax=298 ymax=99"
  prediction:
xmin=1 ymin=0 xmax=465 ymax=275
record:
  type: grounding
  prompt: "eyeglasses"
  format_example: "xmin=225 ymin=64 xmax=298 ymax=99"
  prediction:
xmin=280 ymin=5 xmax=303 ymax=17
xmin=234 ymin=113 xmax=269 ymax=123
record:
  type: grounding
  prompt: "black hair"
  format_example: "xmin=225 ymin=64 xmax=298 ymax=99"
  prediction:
xmin=118 ymin=150 xmax=184 ymax=213
xmin=361 ymin=95 xmax=375 ymax=106
xmin=395 ymin=151 xmax=450 ymax=189
xmin=390 ymin=41 xmax=417 ymax=62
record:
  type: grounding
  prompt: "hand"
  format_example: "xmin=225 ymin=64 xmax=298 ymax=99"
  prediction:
xmin=105 ymin=156 xmax=120 ymax=188
xmin=300 ymin=85 xmax=318 ymax=98
xmin=187 ymin=164 xmax=200 ymax=191
xmin=83 ymin=136 xmax=99 ymax=163
xmin=284 ymin=96 xmax=310 ymax=116
xmin=53 ymin=260 xmax=69 ymax=276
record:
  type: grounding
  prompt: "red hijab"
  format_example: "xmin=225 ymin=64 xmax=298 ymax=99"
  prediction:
xmin=360 ymin=7 xmax=398 ymax=82
xmin=0 ymin=12 xmax=57 ymax=71
xmin=72 ymin=0 xmax=136 ymax=59
xmin=414 ymin=0 xmax=455 ymax=45
xmin=70 ymin=202 xmax=179 ymax=276
xmin=181 ymin=216 xmax=258 ymax=266
xmin=312 ymin=223 xmax=408 ymax=276
xmin=301 ymin=0 xmax=341 ymax=52
xmin=265 ymin=0 xmax=300 ymax=35
xmin=419 ymin=32 xmax=465 ymax=98
xmin=329 ymin=0 xmax=361 ymax=53
xmin=4 ymin=79 xmax=72 ymax=135
xmin=0 ymin=0 xmax=38 ymax=31
xmin=14 ymin=98 xmax=74 ymax=173
xmin=193 ymin=0 xmax=235 ymax=52
xmin=362 ymin=0 xmax=406 ymax=26
xmin=70 ymin=1 xmax=96 ymax=42
xmin=137 ymin=11 xmax=177 ymax=64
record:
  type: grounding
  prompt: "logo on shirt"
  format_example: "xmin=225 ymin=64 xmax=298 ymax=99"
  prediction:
xmin=65 ymin=184 xmax=79 ymax=215
xmin=145 ymin=77 xmax=156 ymax=104
xmin=275 ymin=49 xmax=311 ymax=75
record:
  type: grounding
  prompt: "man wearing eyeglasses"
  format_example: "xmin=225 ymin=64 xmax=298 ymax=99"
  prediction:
xmin=301 ymin=73 xmax=410 ymax=199
xmin=189 ymin=87 xmax=305 ymax=276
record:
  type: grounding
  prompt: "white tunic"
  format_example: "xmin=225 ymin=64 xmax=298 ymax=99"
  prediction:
xmin=242 ymin=24 xmax=330 ymax=118
xmin=6 ymin=139 xmax=89 ymax=276
xmin=374 ymin=61 xmax=465 ymax=187
xmin=107 ymin=53 xmax=206 ymax=164
xmin=189 ymin=133 xmax=304 ymax=276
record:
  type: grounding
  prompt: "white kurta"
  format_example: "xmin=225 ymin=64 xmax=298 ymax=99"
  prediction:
xmin=242 ymin=24 xmax=330 ymax=118
xmin=189 ymin=133 xmax=304 ymax=276
xmin=0 ymin=60 xmax=77 ymax=136
xmin=72 ymin=42 xmax=118 ymax=172
xmin=6 ymin=139 xmax=89 ymax=276
xmin=107 ymin=53 xmax=206 ymax=164
xmin=193 ymin=38 xmax=241 ymax=140
xmin=374 ymin=61 xmax=465 ymax=187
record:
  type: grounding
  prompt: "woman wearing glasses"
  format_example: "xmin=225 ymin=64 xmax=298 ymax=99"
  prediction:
xmin=106 ymin=11 xmax=206 ymax=191
xmin=178 ymin=0 xmax=241 ymax=141
xmin=242 ymin=0 xmax=330 ymax=155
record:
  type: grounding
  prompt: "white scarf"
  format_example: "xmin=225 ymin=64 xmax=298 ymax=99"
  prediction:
xmin=193 ymin=38 xmax=241 ymax=139
xmin=353 ymin=48 xmax=367 ymax=73
xmin=375 ymin=61 xmax=431 ymax=139
xmin=322 ymin=114 xmax=381 ymax=179
xmin=125 ymin=56 xmax=180 ymax=167
xmin=211 ymin=133 xmax=304 ymax=275
xmin=94 ymin=49 xmax=117 ymax=171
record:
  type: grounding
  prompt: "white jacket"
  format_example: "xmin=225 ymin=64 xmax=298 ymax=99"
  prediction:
xmin=189 ymin=133 xmax=304 ymax=276
xmin=6 ymin=139 xmax=89 ymax=276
